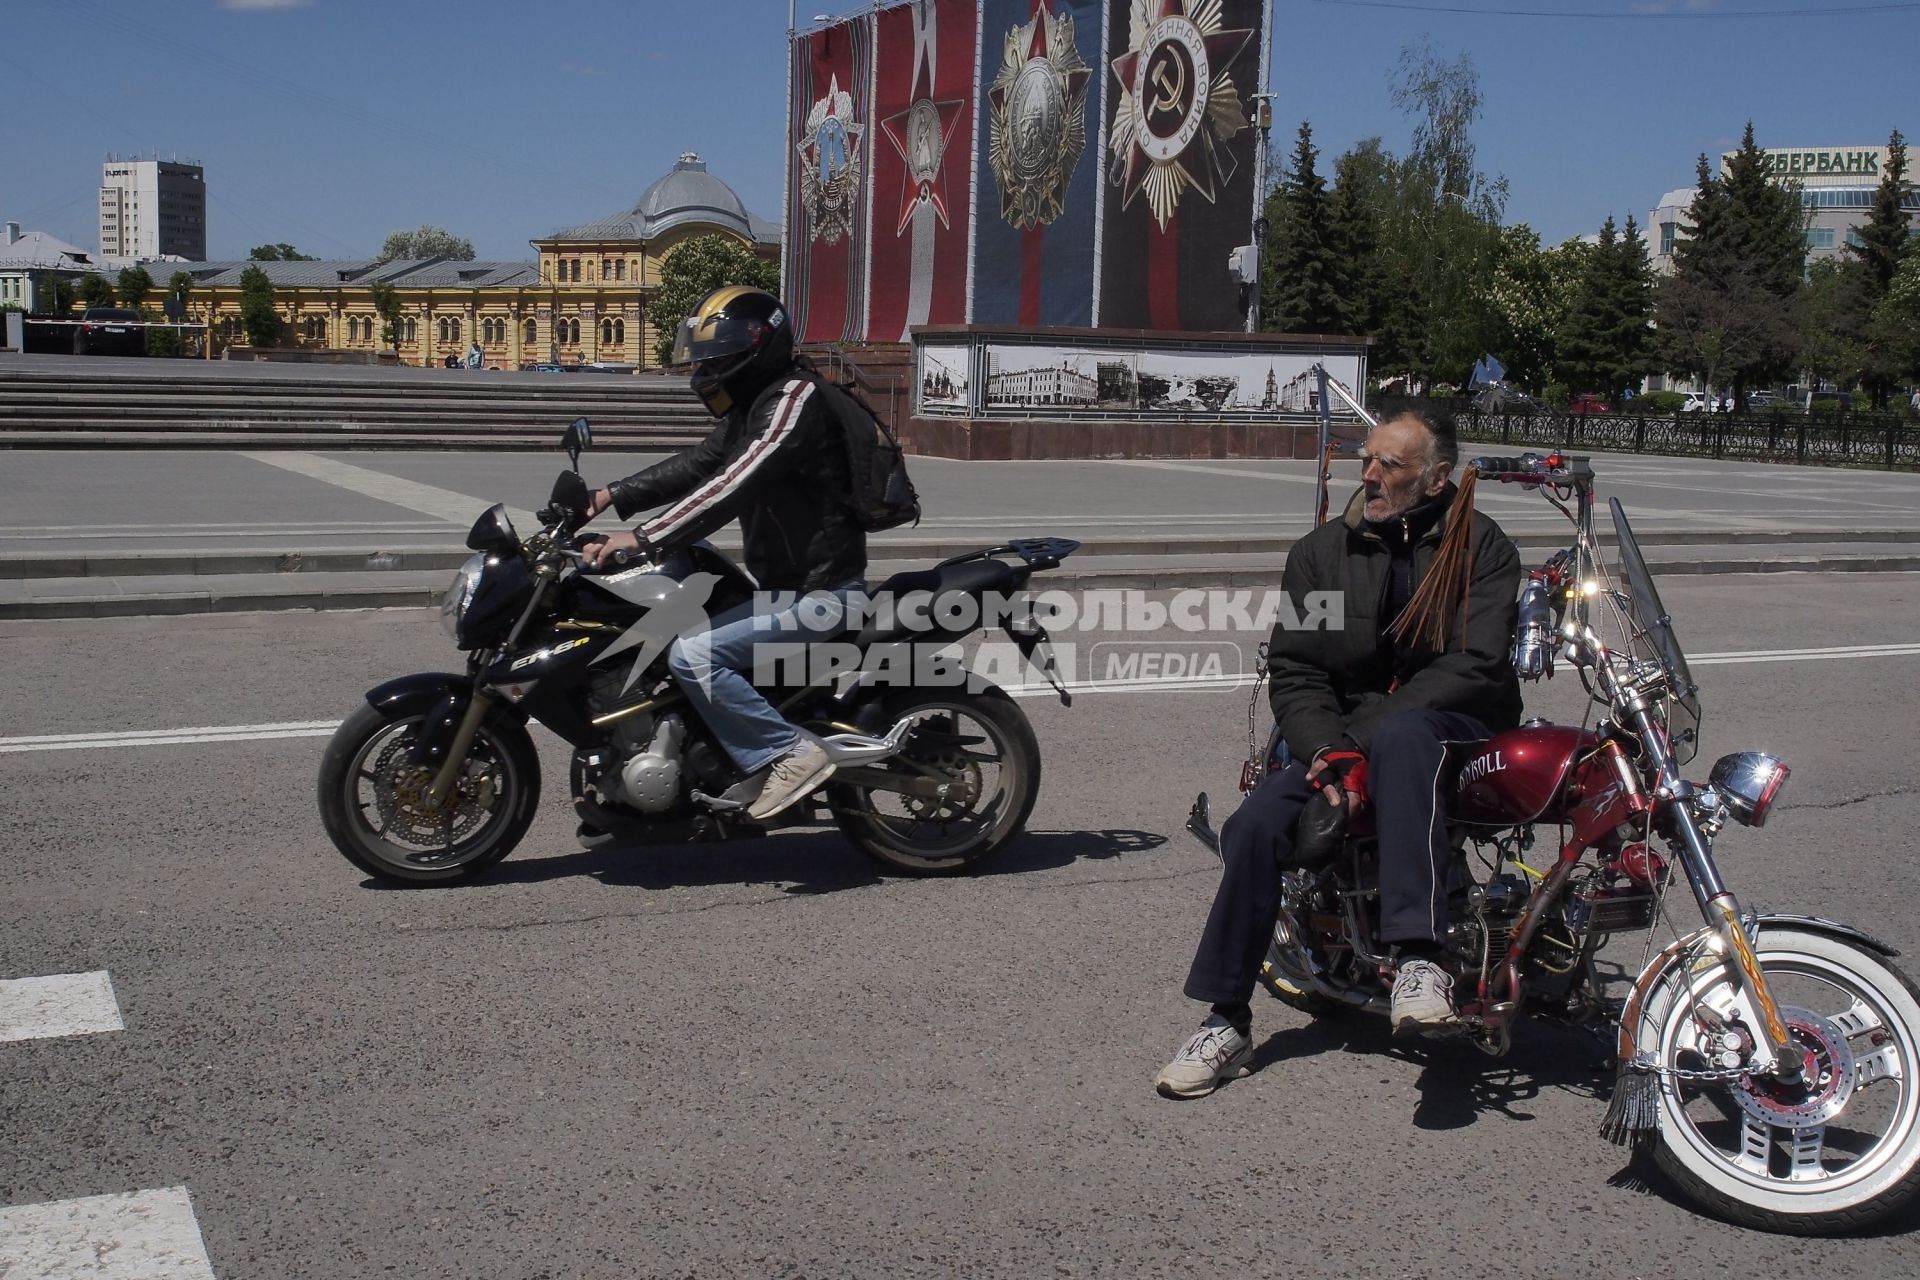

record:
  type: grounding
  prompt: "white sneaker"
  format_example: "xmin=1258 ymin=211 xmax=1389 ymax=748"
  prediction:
xmin=746 ymin=735 xmax=835 ymax=821
xmin=1390 ymin=958 xmax=1457 ymax=1034
xmin=1153 ymin=1015 xmax=1253 ymax=1099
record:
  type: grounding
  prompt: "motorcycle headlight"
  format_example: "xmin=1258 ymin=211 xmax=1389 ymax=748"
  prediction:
xmin=1708 ymin=751 xmax=1790 ymax=828
xmin=441 ymin=553 xmax=485 ymax=641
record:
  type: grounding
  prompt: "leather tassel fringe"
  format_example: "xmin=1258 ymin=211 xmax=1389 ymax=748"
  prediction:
xmin=1387 ymin=465 xmax=1481 ymax=653
xmin=1599 ymin=1055 xmax=1663 ymax=1148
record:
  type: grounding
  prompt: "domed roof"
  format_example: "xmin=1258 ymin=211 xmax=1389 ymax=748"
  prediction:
xmin=544 ymin=152 xmax=777 ymax=245
xmin=637 ymin=152 xmax=752 ymax=235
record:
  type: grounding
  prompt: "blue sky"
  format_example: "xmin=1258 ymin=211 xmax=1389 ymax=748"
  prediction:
xmin=7 ymin=0 xmax=1915 ymax=262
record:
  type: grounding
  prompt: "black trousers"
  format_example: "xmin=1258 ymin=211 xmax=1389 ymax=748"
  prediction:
xmin=1183 ymin=709 xmax=1491 ymax=1005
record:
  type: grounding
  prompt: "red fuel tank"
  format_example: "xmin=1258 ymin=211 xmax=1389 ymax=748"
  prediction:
xmin=1451 ymin=723 xmax=1602 ymax=826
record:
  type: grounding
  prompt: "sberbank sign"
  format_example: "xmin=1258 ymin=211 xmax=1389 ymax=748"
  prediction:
xmin=1748 ymin=148 xmax=1886 ymax=178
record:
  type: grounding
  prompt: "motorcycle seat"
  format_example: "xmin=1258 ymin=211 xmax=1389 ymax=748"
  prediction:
xmin=852 ymin=557 xmax=1023 ymax=645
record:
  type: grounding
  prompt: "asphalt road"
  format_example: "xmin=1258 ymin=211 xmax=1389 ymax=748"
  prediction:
xmin=3 ymin=573 xmax=1919 ymax=1277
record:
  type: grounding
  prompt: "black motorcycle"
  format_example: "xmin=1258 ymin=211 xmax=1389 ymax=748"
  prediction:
xmin=317 ymin=418 xmax=1078 ymax=885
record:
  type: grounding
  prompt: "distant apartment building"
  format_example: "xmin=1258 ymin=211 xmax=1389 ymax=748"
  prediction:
xmin=1649 ymin=144 xmax=1920 ymax=274
xmin=99 ymin=156 xmax=207 ymax=262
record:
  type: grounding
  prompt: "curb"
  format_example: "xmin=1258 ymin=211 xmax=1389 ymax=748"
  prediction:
xmin=6 ymin=527 xmax=1920 ymax=582
xmin=4 ymin=553 xmax=1918 ymax=620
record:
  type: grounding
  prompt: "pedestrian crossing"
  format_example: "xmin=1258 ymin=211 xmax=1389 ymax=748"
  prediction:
xmin=0 ymin=971 xmax=218 ymax=1277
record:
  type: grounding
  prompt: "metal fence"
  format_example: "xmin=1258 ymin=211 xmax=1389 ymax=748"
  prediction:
xmin=1456 ymin=409 xmax=1920 ymax=471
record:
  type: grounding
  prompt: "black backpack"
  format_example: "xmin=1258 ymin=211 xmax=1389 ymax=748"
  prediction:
xmin=798 ymin=361 xmax=922 ymax=531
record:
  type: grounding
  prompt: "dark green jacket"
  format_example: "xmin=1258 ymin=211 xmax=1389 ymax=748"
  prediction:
xmin=1268 ymin=485 xmax=1523 ymax=762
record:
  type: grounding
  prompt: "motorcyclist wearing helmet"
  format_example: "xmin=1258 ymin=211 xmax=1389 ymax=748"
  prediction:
xmin=580 ymin=286 xmax=865 ymax=822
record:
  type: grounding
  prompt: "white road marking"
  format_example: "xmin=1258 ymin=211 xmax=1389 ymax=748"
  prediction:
xmin=241 ymin=451 xmax=536 ymax=529
xmin=0 ymin=971 xmax=124 ymax=1043
xmin=3 ymin=642 xmax=1918 ymax=753
xmin=0 ymin=1187 xmax=215 ymax=1279
xmin=0 ymin=721 xmax=339 ymax=754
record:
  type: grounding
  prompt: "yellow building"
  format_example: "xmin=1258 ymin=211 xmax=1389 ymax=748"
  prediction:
xmin=177 ymin=153 xmax=777 ymax=368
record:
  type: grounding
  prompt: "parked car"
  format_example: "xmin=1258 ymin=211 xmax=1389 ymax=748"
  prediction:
xmin=1806 ymin=390 xmax=1853 ymax=411
xmin=1568 ymin=393 xmax=1611 ymax=416
xmin=1746 ymin=389 xmax=1779 ymax=408
xmin=1471 ymin=386 xmax=1539 ymax=413
xmin=73 ymin=308 xmax=144 ymax=356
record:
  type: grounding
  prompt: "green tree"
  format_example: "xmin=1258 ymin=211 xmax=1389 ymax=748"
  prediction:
xmin=1844 ymin=129 xmax=1910 ymax=407
xmin=378 ymin=225 xmax=476 ymax=261
xmin=1797 ymin=258 xmax=1868 ymax=392
xmin=77 ymin=273 xmax=115 ymax=310
xmin=116 ymin=264 xmax=153 ymax=312
xmin=238 ymin=265 xmax=280 ymax=347
xmin=1558 ymin=217 xmax=1623 ymax=398
xmin=368 ymin=281 xmax=405 ymax=356
xmin=39 ymin=275 xmax=78 ymax=314
xmin=1869 ymin=246 xmax=1920 ymax=392
xmin=248 ymin=243 xmax=315 ymax=261
xmin=1658 ymin=124 xmax=1805 ymax=409
xmin=1325 ymin=145 xmax=1384 ymax=341
xmin=1263 ymin=122 xmax=1351 ymax=335
xmin=1485 ymin=228 xmax=1588 ymax=392
xmin=645 ymin=236 xmax=779 ymax=365
xmin=1610 ymin=215 xmax=1655 ymax=395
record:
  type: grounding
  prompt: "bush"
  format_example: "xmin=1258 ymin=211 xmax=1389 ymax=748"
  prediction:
xmin=1543 ymin=382 xmax=1570 ymax=408
xmin=1809 ymin=397 xmax=1846 ymax=416
xmin=1639 ymin=391 xmax=1686 ymax=413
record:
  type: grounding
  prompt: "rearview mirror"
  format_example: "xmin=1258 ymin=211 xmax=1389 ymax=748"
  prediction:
xmin=562 ymin=416 xmax=591 ymax=471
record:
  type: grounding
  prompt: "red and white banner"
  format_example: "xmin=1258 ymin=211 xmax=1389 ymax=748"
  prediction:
xmin=865 ymin=0 xmax=978 ymax=341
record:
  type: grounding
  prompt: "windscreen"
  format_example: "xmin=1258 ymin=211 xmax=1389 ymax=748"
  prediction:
xmin=1610 ymin=497 xmax=1702 ymax=763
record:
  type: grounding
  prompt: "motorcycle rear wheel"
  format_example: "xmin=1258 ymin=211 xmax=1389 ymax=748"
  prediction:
xmin=1641 ymin=925 xmax=1920 ymax=1234
xmin=317 ymin=702 xmax=541 ymax=886
xmin=825 ymin=686 xmax=1039 ymax=876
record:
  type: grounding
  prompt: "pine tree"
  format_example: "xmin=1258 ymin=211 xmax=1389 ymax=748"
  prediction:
xmin=1325 ymin=148 xmax=1378 ymax=338
xmin=1264 ymin=122 xmax=1348 ymax=334
xmin=1558 ymin=217 xmax=1621 ymax=399
xmin=1847 ymin=129 xmax=1909 ymax=293
xmin=1609 ymin=215 xmax=1655 ymax=395
xmin=1658 ymin=124 xmax=1805 ymax=409
xmin=1846 ymin=129 xmax=1910 ymax=406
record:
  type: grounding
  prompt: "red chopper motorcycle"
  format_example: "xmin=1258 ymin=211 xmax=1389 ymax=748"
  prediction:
xmin=1187 ymin=452 xmax=1920 ymax=1234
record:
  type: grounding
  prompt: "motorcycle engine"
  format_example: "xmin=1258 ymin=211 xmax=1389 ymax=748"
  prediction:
xmin=587 ymin=668 xmax=687 ymax=814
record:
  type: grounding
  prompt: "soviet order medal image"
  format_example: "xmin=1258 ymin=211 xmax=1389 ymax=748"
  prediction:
xmin=988 ymin=4 xmax=1091 ymax=230
xmin=1108 ymin=0 xmax=1254 ymax=230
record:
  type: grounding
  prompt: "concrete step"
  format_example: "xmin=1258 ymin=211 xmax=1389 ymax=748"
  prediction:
xmin=5 ymin=541 xmax=1917 ymax=620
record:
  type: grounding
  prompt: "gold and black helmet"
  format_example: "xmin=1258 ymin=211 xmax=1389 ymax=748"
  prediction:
xmin=669 ymin=286 xmax=793 ymax=416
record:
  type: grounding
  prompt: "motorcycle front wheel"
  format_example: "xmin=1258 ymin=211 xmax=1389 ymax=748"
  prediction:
xmin=1640 ymin=924 xmax=1920 ymax=1234
xmin=317 ymin=702 xmax=541 ymax=886
xmin=824 ymin=685 xmax=1040 ymax=876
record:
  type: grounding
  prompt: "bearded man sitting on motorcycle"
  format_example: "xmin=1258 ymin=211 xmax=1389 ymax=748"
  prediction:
xmin=1156 ymin=409 xmax=1523 ymax=1099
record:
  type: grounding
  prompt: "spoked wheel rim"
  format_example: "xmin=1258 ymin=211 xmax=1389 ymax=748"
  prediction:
xmin=340 ymin=714 xmax=523 ymax=875
xmin=1657 ymin=946 xmax=1920 ymax=1202
xmin=837 ymin=701 xmax=1019 ymax=867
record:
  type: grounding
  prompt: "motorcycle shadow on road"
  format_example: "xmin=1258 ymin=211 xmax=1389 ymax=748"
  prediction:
xmin=1245 ymin=1015 xmax=1613 ymax=1133
xmin=358 ymin=827 xmax=1168 ymax=895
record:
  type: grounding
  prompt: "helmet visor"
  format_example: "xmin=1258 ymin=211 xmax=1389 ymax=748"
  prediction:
xmin=668 ymin=292 xmax=765 ymax=369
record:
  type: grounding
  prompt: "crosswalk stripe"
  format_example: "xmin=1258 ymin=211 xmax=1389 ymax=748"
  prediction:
xmin=0 ymin=971 xmax=124 ymax=1043
xmin=0 ymin=1187 xmax=215 ymax=1279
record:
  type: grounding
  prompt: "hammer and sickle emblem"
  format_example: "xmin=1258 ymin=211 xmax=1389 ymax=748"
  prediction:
xmin=1149 ymin=51 xmax=1185 ymax=116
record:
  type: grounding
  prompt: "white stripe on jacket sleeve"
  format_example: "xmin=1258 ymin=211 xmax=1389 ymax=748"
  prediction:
xmin=643 ymin=379 xmax=815 ymax=545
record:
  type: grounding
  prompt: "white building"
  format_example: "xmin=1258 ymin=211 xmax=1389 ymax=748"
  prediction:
xmin=0 ymin=222 xmax=104 ymax=312
xmin=99 ymin=156 xmax=206 ymax=262
xmin=1650 ymin=144 xmax=1920 ymax=274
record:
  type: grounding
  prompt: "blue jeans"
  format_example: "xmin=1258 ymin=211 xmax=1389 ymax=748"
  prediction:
xmin=666 ymin=582 xmax=862 ymax=774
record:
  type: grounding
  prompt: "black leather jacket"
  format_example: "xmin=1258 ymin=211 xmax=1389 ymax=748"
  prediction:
xmin=1267 ymin=484 xmax=1523 ymax=762
xmin=606 ymin=372 xmax=866 ymax=593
